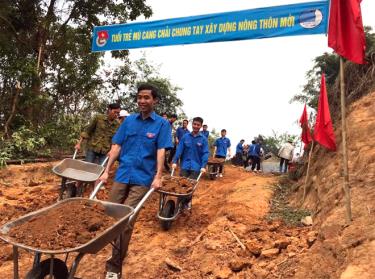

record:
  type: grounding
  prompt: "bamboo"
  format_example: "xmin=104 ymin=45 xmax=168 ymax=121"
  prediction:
xmin=340 ymin=57 xmax=352 ymax=223
xmin=302 ymin=141 xmax=314 ymax=203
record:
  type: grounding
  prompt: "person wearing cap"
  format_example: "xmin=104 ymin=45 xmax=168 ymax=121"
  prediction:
xmin=201 ymin=124 xmax=209 ymax=138
xmin=118 ymin=110 xmax=129 ymax=123
xmin=172 ymin=117 xmax=208 ymax=209
xmin=213 ymin=129 xmax=231 ymax=177
xmin=278 ymin=139 xmax=295 ymax=173
xmin=75 ymin=103 xmax=120 ymax=165
xmin=99 ymin=83 xmax=172 ymax=279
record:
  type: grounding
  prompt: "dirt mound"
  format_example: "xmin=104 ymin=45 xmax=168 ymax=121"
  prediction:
xmin=288 ymin=91 xmax=375 ymax=278
xmin=161 ymin=176 xmax=195 ymax=194
xmin=7 ymin=200 xmax=116 ymax=250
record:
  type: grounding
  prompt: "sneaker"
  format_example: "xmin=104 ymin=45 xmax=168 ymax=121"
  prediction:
xmin=183 ymin=201 xmax=192 ymax=210
xmin=105 ymin=272 xmax=120 ymax=279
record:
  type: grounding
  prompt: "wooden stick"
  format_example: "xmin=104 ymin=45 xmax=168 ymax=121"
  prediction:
xmin=302 ymin=141 xmax=314 ymax=203
xmin=227 ymin=227 xmax=246 ymax=251
xmin=189 ymin=230 xmax=205 ymax=247
xmin=340 ymin=57 xmax=352 ymax=223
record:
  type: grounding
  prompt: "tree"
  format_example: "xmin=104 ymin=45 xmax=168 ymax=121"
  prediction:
xmin=290 ymin=26 xmax=375 ymax=110
xmin=0 ymin=0 xmax=152 ymax=132
xmin=118 ymin=56 xmax=184 ymax=115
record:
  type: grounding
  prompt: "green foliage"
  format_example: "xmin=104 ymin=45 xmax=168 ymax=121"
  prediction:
xmin=290 ymin=26 xmax=375 ymax=110
xmin=119 ymin=55 xmax=184 ymax=115
xmin=0 ymin=2 xmax=185 ymax=160
xmin=258 ymin=131 xmax=297 ymax=155
xmin=10 ymin=126 xmax=46 ymax=155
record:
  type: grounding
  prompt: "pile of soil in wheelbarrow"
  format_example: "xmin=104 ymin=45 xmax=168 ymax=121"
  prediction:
xmin=7 ymin=200 xmax=116 ymax=250
xmin=161 ymin=176 xmax=195 ymax=194
xmin=208 ymin=158 xmax=225 ymax=164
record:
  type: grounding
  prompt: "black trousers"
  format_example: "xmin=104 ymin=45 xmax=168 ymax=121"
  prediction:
xmin=250 ymin=156 xmax=261 ymax=171
xmin=215 ymin=155 xmax=226 ymax=173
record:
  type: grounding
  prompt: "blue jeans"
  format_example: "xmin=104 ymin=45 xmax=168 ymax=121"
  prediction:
xmin=85 ymin=149 xmax=106 ymax=165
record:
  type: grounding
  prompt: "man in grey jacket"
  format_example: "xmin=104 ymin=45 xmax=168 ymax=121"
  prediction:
xmin=278 ymin=139 xmax=295 ymax=173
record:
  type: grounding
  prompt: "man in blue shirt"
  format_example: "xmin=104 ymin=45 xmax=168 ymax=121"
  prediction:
xmin=172 ymin=117 xmax=208 ymax=210
xmin=99 ymin=84 xmax=172 ymax=279
xmin=175 ymin=119 xmax=190 ymax=145
xmin=235 ymin=139 xmax=245 ymax=166
xmin=201 ymin=124 xmax=209 ymax=138
xmin=248 ymin=140 xmax=261 ymax=172
xmin=172 ymin=117 xmax=209 ymax=179
xmin=213 ymin=129 xmax=231 ymax=177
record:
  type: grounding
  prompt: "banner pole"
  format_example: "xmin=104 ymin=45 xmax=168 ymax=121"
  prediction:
xmin=340 ymin=57 xmax=352 ymax=223
xmin=302 ymin=141 xmax=314 ymax=203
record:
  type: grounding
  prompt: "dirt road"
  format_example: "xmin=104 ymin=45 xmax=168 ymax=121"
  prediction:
xmin=0 ymin=163 xmax=311 ymax=278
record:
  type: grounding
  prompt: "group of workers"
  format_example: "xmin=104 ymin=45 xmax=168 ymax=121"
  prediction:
xmin=74 ymin=83 xmax=234 ymax=279
xmin=234 ymin=138 xmax=297 ymax=173
xmin=74 ymin=82 xmax=299 ymax=279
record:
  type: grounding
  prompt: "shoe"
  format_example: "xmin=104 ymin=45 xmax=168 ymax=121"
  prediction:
xmin=219 ymin=173 xmax=223 ymax=178
xmin=183 ymin=201 xmax=192 ymax=210
xmin=105 ymin=272 xmax=120 ymax=279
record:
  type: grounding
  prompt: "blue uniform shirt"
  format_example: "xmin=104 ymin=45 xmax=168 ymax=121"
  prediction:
xmin=202 ymin=130 xmax=209 ymax=138
xmin=112 ymin=112 xmax=172 ymax=187
xmin=173 ymin=132 xmax=209 ymax=172
xmin=249 ymin=143 xmax=261 ymax=157
xmin=236 ymin=142 xmax=244 ymax=154
xmin=176 ymin=126 xmax=190 ymax=141
xmin=214 ymin=137 xmax=231 ymax=157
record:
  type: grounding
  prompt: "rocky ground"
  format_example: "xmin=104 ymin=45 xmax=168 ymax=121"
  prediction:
xmin=0 ymin=163 xmax=315 ymax=278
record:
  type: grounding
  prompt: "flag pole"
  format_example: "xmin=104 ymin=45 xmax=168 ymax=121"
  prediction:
xmin=302 ymin=141 xmax=314 ymax=203
xmin=339 ymin=57 xmax=352 ymax=223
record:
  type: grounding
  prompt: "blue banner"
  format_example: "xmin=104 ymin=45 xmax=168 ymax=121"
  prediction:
xmin=92 ymin=1 xmax=328 ymax=52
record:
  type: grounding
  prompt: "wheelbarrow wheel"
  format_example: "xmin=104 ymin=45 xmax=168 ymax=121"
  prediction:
xmin=160 ymin=200 xmax=175 ymax=231
xmin=25 ymin=258 xmax=68 ymax=279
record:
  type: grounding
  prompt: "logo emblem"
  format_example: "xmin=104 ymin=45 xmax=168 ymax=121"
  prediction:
xmin=299 ymin=9 xmax=323 ymax=29
xmin=96 ymin=30 xmax=109 ymax=47
xmin=146 ymin=133 xmax=155 ymax=138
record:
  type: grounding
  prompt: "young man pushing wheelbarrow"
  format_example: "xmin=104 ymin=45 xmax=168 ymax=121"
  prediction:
xmin=99 ymin=83 xmax=172 ymax=279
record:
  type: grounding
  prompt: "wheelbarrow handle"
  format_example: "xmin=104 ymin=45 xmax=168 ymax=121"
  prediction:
xmin=129 ymin=188 xmax=154 ymax=223
xmin=73 ymin=149 xmax=78 ymax=160
xmin=89 ymin=181 xmax=105 ymax=199
xmin=196 ymin=171 xmax=203 ymax=182
xmin=101 ymin=156 xmax=109 ymax=167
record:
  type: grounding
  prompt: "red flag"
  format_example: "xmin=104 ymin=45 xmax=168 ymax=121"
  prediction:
xmin=328 ymin=0 xmax=366 ymax=64
xmin=314 ymin=74 xmax=337 ymax=151
xmin=299 ymin=104 xmax=312 ymax=148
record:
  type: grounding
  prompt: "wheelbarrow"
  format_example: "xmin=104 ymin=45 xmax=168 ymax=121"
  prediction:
xmin=52 ymin=149 xmax=108 ymax=199
xmin=206 ymin=158 xmax=225 ymax=180
xmin=156 ymin=170 xmax=202 ymax=231
xmin=0 ymin=185 xmax=154 ymax=279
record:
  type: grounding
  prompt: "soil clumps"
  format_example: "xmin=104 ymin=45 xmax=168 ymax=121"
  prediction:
xmin=6 ymin=200 xmax=116 ymax=250
xmin=161 ymin=176 xmax=195 ymax=194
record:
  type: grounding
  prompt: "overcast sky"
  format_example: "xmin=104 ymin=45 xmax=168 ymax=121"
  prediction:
xmin=127 ymin=0 xmax=375 ymax=149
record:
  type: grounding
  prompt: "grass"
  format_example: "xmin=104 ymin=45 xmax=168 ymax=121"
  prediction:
xmin=267 ymin=181 xmax=311 ymax=226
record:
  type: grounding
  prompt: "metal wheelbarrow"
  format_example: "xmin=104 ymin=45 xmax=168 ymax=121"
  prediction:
xmin=206 ymin=158 xmax=225 ymax=180
xmin=156 ymin=170 xmax=202 ymax=231
xmin=0 ymin=186 xmax=154 ymax=279
xmin=52 ymin=150 xmax=108 ymax=199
